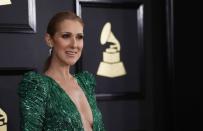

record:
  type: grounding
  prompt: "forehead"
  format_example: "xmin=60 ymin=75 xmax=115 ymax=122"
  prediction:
xmin=56 ymin=20 xmax=83 ymax=32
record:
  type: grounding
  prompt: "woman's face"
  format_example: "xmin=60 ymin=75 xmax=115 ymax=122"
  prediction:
xmin=50 ymin=20 xmax=84 ymax=66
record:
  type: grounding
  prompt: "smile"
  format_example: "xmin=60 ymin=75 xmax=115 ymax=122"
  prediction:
xmin=65 ymin=51 xmax=77 ymax=56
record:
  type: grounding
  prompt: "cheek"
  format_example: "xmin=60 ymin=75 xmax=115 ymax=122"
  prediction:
xmin=80 ymin=44 xmax=84 ymax=50
xmin=54 ymin=40 xmax=67 ymax=50
xmin=78 ymin=42 xmax=84 ymax=51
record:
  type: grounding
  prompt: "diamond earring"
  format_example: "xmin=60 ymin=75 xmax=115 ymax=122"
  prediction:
xmin=49 ymin=47 xmax=53 ymax=55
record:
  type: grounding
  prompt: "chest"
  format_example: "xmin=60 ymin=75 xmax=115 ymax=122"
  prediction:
xmin=45 ymin=81 xmax=94 ymax=128
xmin=63 ymin=84 xmax=93 ymax=124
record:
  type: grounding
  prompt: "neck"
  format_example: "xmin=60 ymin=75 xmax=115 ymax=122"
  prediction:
xmin=45 ymin=58 xmax=72 ymax=82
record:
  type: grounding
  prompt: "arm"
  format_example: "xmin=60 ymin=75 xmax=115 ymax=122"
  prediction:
xmin=18 ymin=72 xmax=48 ymax=131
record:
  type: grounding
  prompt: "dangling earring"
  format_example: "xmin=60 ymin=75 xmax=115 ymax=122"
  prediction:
xmin=49 ymin=47 xmax=53 ymax=55
xmin=48 ymin=42 xmax=53 ymax=55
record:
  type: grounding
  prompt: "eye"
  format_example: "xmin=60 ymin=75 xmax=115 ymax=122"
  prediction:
xmin=76 ymin=34 xmax=84 ymax=40
xmin=61 ymin=33 xmax=71 ymax=39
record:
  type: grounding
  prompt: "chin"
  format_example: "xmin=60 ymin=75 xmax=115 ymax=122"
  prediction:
xmin=68 ymin=62 xmax=77 ymax=66
xmin=65 ymin=59 xmax=79 ymax=66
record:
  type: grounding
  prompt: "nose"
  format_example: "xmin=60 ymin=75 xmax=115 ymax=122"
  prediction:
xmin=70 ymin=37 xmax=77 ymax=48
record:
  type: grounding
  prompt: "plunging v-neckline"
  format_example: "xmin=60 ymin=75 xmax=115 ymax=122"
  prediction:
xmin=43 ymin=74 xmax=94 ymax=130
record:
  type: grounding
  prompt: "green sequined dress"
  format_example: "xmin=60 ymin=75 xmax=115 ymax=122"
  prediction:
xmin=18 ymin=71 xmax=105 ymax=131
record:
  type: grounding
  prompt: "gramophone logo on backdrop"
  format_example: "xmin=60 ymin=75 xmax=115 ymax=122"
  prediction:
xmin=0 ymin=0 xmax=12 ymax=6
xmin=97 ymin=22 xmax=126 ymax=78
xmin=0 ymin=108 xmax=7 ymax=131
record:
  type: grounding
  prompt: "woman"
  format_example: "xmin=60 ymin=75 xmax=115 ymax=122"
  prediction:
xmin=18 ymin=11 xmax=105 ymax=131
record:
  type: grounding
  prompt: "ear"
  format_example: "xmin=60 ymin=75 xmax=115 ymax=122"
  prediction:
xmin=45 ymin=33 xmax=53 ymax=47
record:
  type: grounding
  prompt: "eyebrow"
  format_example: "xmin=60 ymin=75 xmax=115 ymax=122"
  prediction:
xmin=59 ymin=32 xmax=84 ymax=35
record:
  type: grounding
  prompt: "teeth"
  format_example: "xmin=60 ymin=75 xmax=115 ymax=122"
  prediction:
xmin=65 ymin=51 xmax=76 ymax=55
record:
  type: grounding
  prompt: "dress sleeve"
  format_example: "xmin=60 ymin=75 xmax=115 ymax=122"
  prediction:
xmin=80 ymin=71 xmax=106 ymax=131
xmin=18 ymin=72 xmax=48 ymax=131
xmin=80 ymin=71 xmax=96 ymax=95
